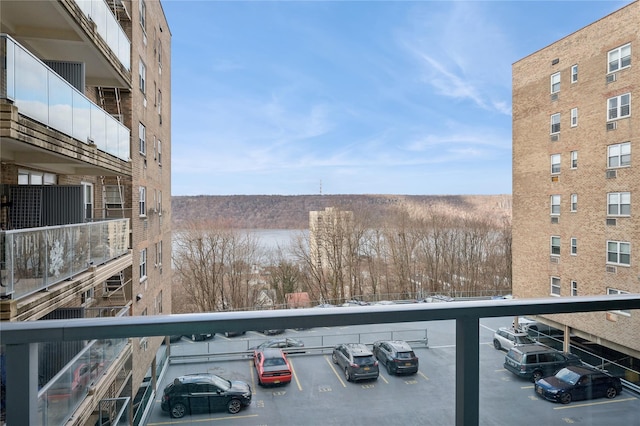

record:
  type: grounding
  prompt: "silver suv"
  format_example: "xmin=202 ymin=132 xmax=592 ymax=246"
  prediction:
xmin=493 ymin=327 xmax=536 ymax=351
xmin=332 ymin=343 xmax=379 ymax=382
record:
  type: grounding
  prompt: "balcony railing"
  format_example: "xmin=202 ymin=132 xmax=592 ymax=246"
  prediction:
xmin=73 ymin=0 xmax=131 ymax=72
xmin=37 ymin=306 xmax=129 ymax=426
xmin=0 ymin=218 xmax=130 ymax=299
xmin=1 ymin=35 xmax=131 ymax=161
xmin=1 ymin=294 xmax=639 ymax=426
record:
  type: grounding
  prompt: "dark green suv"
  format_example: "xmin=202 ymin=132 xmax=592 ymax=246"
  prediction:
xmin=504 ymin=344 xmax=582 ymax=382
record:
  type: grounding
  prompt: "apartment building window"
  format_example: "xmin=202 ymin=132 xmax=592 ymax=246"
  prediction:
xmin=158 ymin=38 xmax=163 ymax=69
xmin=139 ymin=186 xmax=147 ymax=216
xmin=139 ymin=0 xmax=147 ymax=31
xmin=139 ymin=123 xmax=146 ymax=155
xmin=140 ymin=248 xmax=147 ymax=281
xmin=570 ymin=151 xmax=578 ymax=169
xmin=607 ymin=288 xmax=630 ymax=315
xmin=570 ymin=194 xmax=577 ymax=212
xmin=608 ymin=43 xmax=631 ymax=73
xmin=155 ymin=290 xmax=163 ymax=314
xmin=550 ymin=277 xmax=561 ymax=296
xmin=139 ymin=59 xmax=147 ymax=95
xmin=158 ymin=140 xmax=162 ymax=165
xmin=551 ymin=154 xmax=561 ymax=174
xmin=82 ymin=182 xmax=94 ymax=220
xmin=570 ymin=108 xmax=578 ymax=127
xmin=608 ymin=142 xmax=631 ymax=168
xmin=81 ymin=288 xmax=94 ymax=305
xmin=607 ymin=192 xmax=630 ymax=216
xmin=155 ymin=240 xmax=163 ymax=267
xmin=607 ymin=93 xmax=630 ymax=120
xmin=550 ymin=195 xmax=561 ymax=215
xmin=158 ymin=89 xmax=162 ymax=118
xmin=551 ymin=236 xmax=561 ymax=256
xmin=550 ymin=113 xmax=561 ymax=134
xmin=550 ymin=72 xmax=561 ymax=94
xmin=571 ymin=281 xmax=578 ymax=296
xmin=18 ymin=169 xmax=56 ymax=185
xmin=571 ymin=64 xmax=578 ymax=83
xmin=158 ymin=190 xmax=162 ymax=215
xmin=607 ymin=241 xmax=630 ymax=266
xmin=571 ymin=237 xmax=577 ymax=255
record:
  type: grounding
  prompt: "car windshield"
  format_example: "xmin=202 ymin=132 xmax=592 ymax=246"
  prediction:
xmin=514 ymin=335 xmax=534 ymax=344
xmin=354 ymin=355 xmax=375 ymax=366
xmin=264 ymin=357 xmax=286 ymax=367
xmin=396 ymin=351 xmax=414 ymax=359
xmin=555 ymin=368 xmax=581 ymax=385
xmin=209 ymin=374 xmax=231 ymax=391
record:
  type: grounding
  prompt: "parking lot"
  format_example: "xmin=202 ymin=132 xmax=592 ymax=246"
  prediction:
xmin=145 ymin=317 xmax=639 ymax=425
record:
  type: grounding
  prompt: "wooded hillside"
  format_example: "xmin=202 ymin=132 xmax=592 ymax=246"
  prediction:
xmin=172 ymin=194 xmax=512 ymax=229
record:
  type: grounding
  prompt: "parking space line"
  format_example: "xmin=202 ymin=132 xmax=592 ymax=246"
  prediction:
xmin=324 ymin=355 xmax=347 ymax=387
xmin=418 ymin=371 xmax=429 ymax=381
xmin=147 ymin=414 xmax=260 ymax=425
xmin=248 ymin=359 xmax=256 ymax=388
xmin=553 ymin=397 xmax=637 ymax=410
xmin=378 ymin=373 xmax=388 ymax=384
xmin=521 ymin=385 xmax=534 ymax=389
xmin=289 ymin=359 xmax=303 ymax=391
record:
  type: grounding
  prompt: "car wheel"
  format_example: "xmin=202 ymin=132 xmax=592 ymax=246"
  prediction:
xmin=532 ymin=370 xmax=543 ymax=382
xmin=559 ymin=392 xmax=572 ymax=404
xmin=332 ymin=352 xmax=338 ymax=364
xmin=493 ymin=339 xmax=501 ymax=350
xmin=606 ymin=386 xmax=617 ymax=399
xmin=344 ymin=367 xmax=352 ymax=382
xmin=227 ymin=399 xmax=242 ymax=414
xmin=170 ymin=402 xmax=187 ymax=419
xmin=386 ymin=362 xmax=393 ymax=375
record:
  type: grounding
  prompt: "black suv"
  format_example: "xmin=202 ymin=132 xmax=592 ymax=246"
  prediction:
xmin=372 ymin=340 xmax=419 ymax=375
xmin=332 ymin=343 xmax=379 ymax=382
xmin=504 ymin=344 xmax=582 ymax=382
xmin=161 ymin=373 xmax=252 ymax=418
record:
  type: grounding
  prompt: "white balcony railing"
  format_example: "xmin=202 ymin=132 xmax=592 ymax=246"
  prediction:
xmin=0 ymin=218 xmax=130 ymax=299
xmin=2 ymin=294 xmax=639 ymax=426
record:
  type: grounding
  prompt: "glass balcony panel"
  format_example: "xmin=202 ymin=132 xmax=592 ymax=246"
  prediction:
xmin=1 ymin=36 xmax=15 ymax=99
xmin=14 ymin=45 xmax=48 ymax=124
xmin=48 ymin=72 xmax=74 ymax=137
xmin=105 ymin=114 xmax=121 ymax=157
xmin=71 ymin=90 xmax=91 ymax=143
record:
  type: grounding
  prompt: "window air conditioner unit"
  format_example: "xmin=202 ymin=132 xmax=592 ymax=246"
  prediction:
xmin=550 ymin=256 xmax=559 ymax=264
xmin=606 ymin=218 xmax=617 ymax=226
xmin=606 ymin=73 xmax=617 ymax=83
xmin=550 ymin=93 xmax=558 ymax=102
xmin=606 ymin=265 xmax=617 ymax=273
xmin=550 ymin=134 xmax=559 ymax=142
xmin=606 ymin=169 xmax=617 ymax=179
xmin=550 ymin=216 xmax=559 ymax=224
xmin=606 ymin=121 xmax=617 ymax=131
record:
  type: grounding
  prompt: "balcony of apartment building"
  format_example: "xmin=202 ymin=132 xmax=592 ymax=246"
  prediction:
xmin=1 ymin=295 xmax=639 ymax=425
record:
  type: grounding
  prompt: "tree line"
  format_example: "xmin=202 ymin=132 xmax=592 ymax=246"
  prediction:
xmin=171 ymin=206 xmax=512 ymax=313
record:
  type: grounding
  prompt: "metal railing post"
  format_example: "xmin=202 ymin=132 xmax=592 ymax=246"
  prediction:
xmin=456 ymin=316 xmax=479 ymax=426
xmin=5 ymin=342 xmax=39 ymax=426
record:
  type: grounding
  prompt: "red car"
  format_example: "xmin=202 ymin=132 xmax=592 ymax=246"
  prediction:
xmin=253 ymin=348 xmax=292 ymax=386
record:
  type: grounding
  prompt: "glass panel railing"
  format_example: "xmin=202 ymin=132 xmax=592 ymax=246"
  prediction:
xmin=0 ymin=219 xmax=130 ymax=299
xmin=38 ymin=307 xmax=129 ymax=426
xmin=73 ymin=0 xmax=131 ymax=71
xmin=0 ymin=35 xmax=131 ymax=162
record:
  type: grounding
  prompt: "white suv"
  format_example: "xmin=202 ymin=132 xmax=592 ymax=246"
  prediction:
xmin=493 ymin=327 xmax=536 ymax=351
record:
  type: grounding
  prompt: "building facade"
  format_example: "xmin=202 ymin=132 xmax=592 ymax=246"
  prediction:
xmin=0 ymin=0 xmax=171 ymax=424
xmin=512 ymin=0 xmax=639 ymax=366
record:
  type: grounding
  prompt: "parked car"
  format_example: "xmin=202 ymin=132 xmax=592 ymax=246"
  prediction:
xmin=504 ymin=344 xmax=582 ymax=382
xmin=185 ymin=333 xmax=214 ymax=342
xmin=261 ymin=329 xmax=285 ymax=336
xmin=253 ymin=348 xmax=292 ymax=386
xmin=493 ymin=327 xmax=537 ymax=351
xmin=534 ymin=365 xmax=622 ymax=404
xmin=224 ymin=331 xmax=246 ymax=337
xmin=372 ymin=340 xmax=419 ymax=375
xmin=332 ymin=343 xmax=379 ymax=382
xmin=249 ymin=338 xmax=305 ymax=353
xmin=160 ymin=373 xmax=252 ymax=418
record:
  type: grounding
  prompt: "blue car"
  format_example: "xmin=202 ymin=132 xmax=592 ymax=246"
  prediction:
xmin=534 ymin=365 xmax=622 ymax=404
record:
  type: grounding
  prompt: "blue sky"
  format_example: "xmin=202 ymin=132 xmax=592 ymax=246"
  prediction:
xmin=163 ymin=0 xmax=632 ymax=196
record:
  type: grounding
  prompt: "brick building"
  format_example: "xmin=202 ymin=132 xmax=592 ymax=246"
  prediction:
xmin=512 ymin=0 xmax=639 ymax=367
xmin=0 ymin=0 xmax=171 ymax=424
